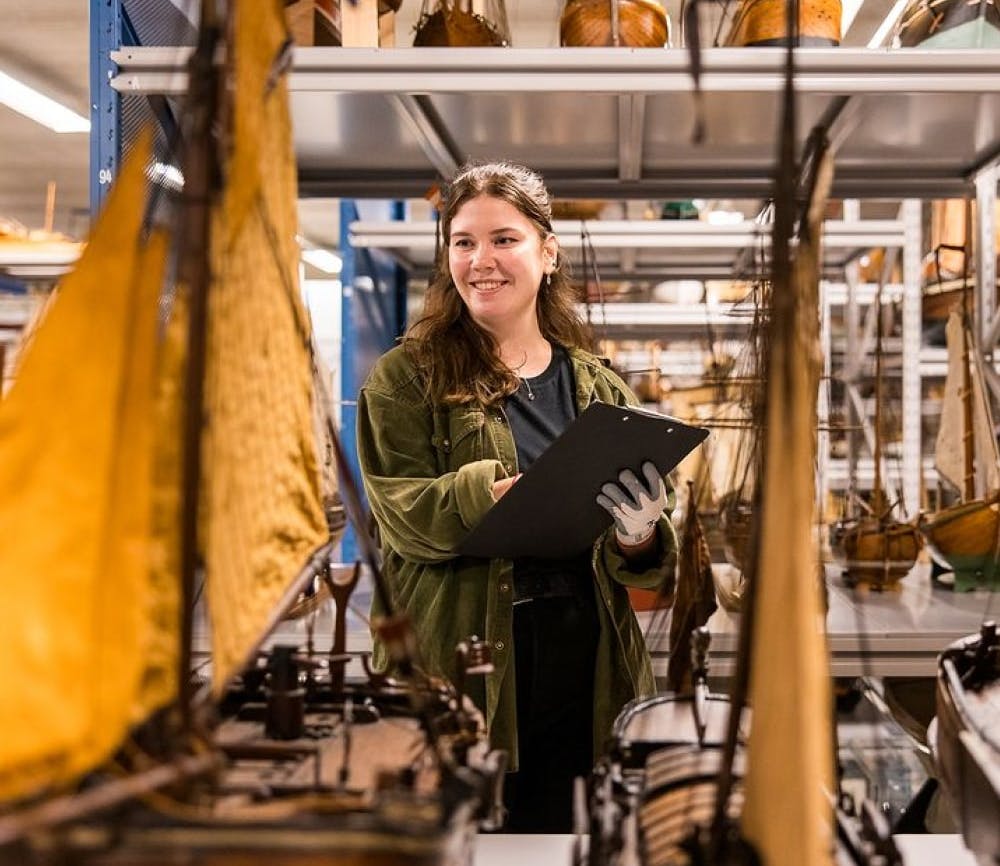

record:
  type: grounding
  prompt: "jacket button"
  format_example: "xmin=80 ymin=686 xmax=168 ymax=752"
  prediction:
xmin=504 ymin=463 xmax=512 ymax=473
xmin=443 ymin=438 xmax=450 ymax=447
xmin=495 ymin=414 xmax=503 ymax=423
xmin=494 ymin=640 xmax=504 ymax=651
xmin=500 ymin=583 xmax=510 ymax=592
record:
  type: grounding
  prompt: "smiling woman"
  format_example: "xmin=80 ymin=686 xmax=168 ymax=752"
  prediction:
xmin=355 ymin=161 xmax=679 ymax=834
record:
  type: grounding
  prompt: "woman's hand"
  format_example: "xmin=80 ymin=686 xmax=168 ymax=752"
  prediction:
xmin=491 ymin=474 xmax=522 ymax=502
xmin=596 ymin=461 xmax=668 ymax=547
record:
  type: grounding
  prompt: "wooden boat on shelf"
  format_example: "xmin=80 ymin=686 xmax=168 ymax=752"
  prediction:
xmin=934 ymin=622 xmax=1000 ymax=864
xmin=834 ymin=499 xmax=924 ymax=591
xmin=723 ymin=0 xmax=842 ymax=46
xmin=560 ymin=0 xmax=671 ymax=47
xmin=919 ymin=307 xmax=1000 ymax=591
xmin=833 ymin=277 xmax=922 ymax=591
xmin=413 ymin=0 xmax=511 ymax=46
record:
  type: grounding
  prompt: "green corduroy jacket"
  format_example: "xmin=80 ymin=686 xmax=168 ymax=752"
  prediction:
xmin=356 ymin=344 xmax=678 ymax=767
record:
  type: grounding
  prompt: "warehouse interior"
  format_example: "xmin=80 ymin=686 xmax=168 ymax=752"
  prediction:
xmin=1 ymin=2 xmax=999 ymax=865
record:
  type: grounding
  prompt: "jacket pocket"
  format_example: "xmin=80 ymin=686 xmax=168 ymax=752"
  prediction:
xmin=432 ymin=408 xmax=485 ymax=472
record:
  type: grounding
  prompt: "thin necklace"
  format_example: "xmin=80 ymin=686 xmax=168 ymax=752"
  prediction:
xmin=521 ymin=375 xmax=535 ymax=401
xmin=510 ymin=347 xmax=545 ymax=401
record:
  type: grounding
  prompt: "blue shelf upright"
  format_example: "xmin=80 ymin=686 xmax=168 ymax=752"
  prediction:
xmin=339 ymin=199 xmax=408 ymax=564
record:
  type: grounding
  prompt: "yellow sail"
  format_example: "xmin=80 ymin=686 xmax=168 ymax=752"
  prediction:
xmin=0 ymin=133 xmax=177 ymax=802
xmin=204 ymin=0 xmax=328 ymax=693
xmin=741 ymin=151 xmax=835 ymax=866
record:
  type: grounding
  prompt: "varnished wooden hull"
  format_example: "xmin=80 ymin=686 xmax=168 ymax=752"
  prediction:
xmin=920 ymin=494 xmax=1000 ymax=591
xmin=724 ymin=0 xmax=841 ymax=46
xmin=835 ymin=518 xmax=922 ymax=590
xmin=593 ymin=693 xmax=747 ymax=866
xmin=413 ymin=6 xmax=509 ymax=46
xmin=60 ymin=819 xmax=473 ymax=865
xmin=935 ymin=628 xmax=1000 ymax=863
xmin=560 ymin=0 xmax=670 ymax=47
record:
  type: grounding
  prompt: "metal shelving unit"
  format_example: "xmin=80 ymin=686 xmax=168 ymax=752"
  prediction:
xmin=110 ymin=46 xmax=1000 ymax=200
xmin=90 ymin=17 xmax=1000 ymax=684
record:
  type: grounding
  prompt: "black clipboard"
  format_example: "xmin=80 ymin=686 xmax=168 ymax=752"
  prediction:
xmin=457 ymin=402 xmax=709 ymax=559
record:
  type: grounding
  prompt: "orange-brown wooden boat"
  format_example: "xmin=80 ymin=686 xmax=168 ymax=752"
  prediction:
xmin=560 ymin=0 xmax=670 ymax=47
xmin=413 ymin=0 xmax=510 ymax=46
xmin=724 ymin=0 xmax=841 ymax=46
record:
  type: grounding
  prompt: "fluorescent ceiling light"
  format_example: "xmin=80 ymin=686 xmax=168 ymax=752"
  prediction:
xmin=301 ymin=247 xmax=343 ymax=275
xmin=867 ymin=0 xmax=908 ymax=47
xmin=0 ymin=70 xmax=90 ymax=133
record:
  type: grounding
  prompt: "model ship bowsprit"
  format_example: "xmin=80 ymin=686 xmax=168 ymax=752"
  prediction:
xmin=0 ymin=1 xmax=504 ymax=862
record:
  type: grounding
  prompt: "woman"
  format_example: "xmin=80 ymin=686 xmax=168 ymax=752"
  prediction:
xmin=356 ymin=162 xmax=677 ymax=832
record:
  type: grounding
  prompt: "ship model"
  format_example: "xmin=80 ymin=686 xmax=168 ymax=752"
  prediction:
xmin=723 ymin=0 xmax=842 ymax=45
xmin=832 ymin=270 xmax=922 ymax=590
xmin=0 ymin=2 xmax=503 ymax=862
xmin=934 ymin=621 xmax=1000 ymax=864
xmin=919 ymin=305 xmax=1000 ymax=591
xmin=560 ymin=0 xmax=671 ymax=47
xmin=580 ymin=10 xmax=901 ymax=858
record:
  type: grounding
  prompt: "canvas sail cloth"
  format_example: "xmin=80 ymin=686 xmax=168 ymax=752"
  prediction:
xmin=0 ymin=134 xmax=179 ymax=802
xmin=203 ymin=0 xmax=329 ymax=693
xmin=934 ymin=311 xmax=1000 ymax=497
xmin=741 ymin=151 xmax=835 ymax=866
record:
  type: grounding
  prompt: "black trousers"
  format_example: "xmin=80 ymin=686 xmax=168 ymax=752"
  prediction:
xmin=503 ymin=591 xmax=600 ymax=833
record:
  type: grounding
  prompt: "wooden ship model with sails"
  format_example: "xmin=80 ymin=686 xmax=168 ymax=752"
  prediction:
xmin=580 ymin=11 xmax=902 ymax=861
xmin=919 ymin=286 xmax=1000 ymax=591
xmin=832 ymin=271 xmax=922 ymax=591
xmin=0 ymin=2 xmax=503 ymax=863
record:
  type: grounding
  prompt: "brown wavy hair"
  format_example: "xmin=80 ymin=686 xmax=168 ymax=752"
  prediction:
xmin=403 ymin=162 xmax=593 ymax=405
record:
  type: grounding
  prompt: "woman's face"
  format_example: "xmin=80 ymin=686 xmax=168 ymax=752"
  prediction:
xmin=447 ymin=194 xmax=557 ymax=337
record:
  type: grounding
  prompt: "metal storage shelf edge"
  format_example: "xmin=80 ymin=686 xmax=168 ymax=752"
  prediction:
xmin=111 ymin=47 xmax=1000 ymax=94
xmin=110 ymin=47 xmax=1000 ymax=199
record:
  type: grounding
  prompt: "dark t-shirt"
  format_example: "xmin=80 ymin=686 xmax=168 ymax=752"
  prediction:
xmin=504 ymin=344 xmax=577 ymax=473
xmin=504 ymin=345 xmax=592 ymax=600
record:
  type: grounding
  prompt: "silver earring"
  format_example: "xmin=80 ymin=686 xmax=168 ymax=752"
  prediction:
xmin=546 ymin=272 xmax=552 ymax=287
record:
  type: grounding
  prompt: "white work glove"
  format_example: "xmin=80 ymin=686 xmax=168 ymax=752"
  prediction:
xmin=596 ymin=461 xmax=668 ymax=547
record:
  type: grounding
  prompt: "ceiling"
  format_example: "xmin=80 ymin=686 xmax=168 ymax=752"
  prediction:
xmin=0 ymin=0 xmax=897 ymax=245
xmin=0 ymin=3 xmax=90 ymax=238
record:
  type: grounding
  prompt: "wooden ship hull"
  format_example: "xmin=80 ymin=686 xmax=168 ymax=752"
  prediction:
xmin=413 ymin=1 xmax=510 ymax=46
xmin=560 ymin=0 xmax=670 ymax=47
xmin=834 ymin=517 xmax=922 ymax=590
xmin=584 ymin=692 xmax=747 ymax=866
xmin=934 ymin=624 xmax=1000 ymax=864
xmin=919 ymin=493 xmax=1000 ymax=591
xmin=49 ymin=818 xmax=474 ymax=866
xmin=724 ymin=0 xmax=841 ymax=46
